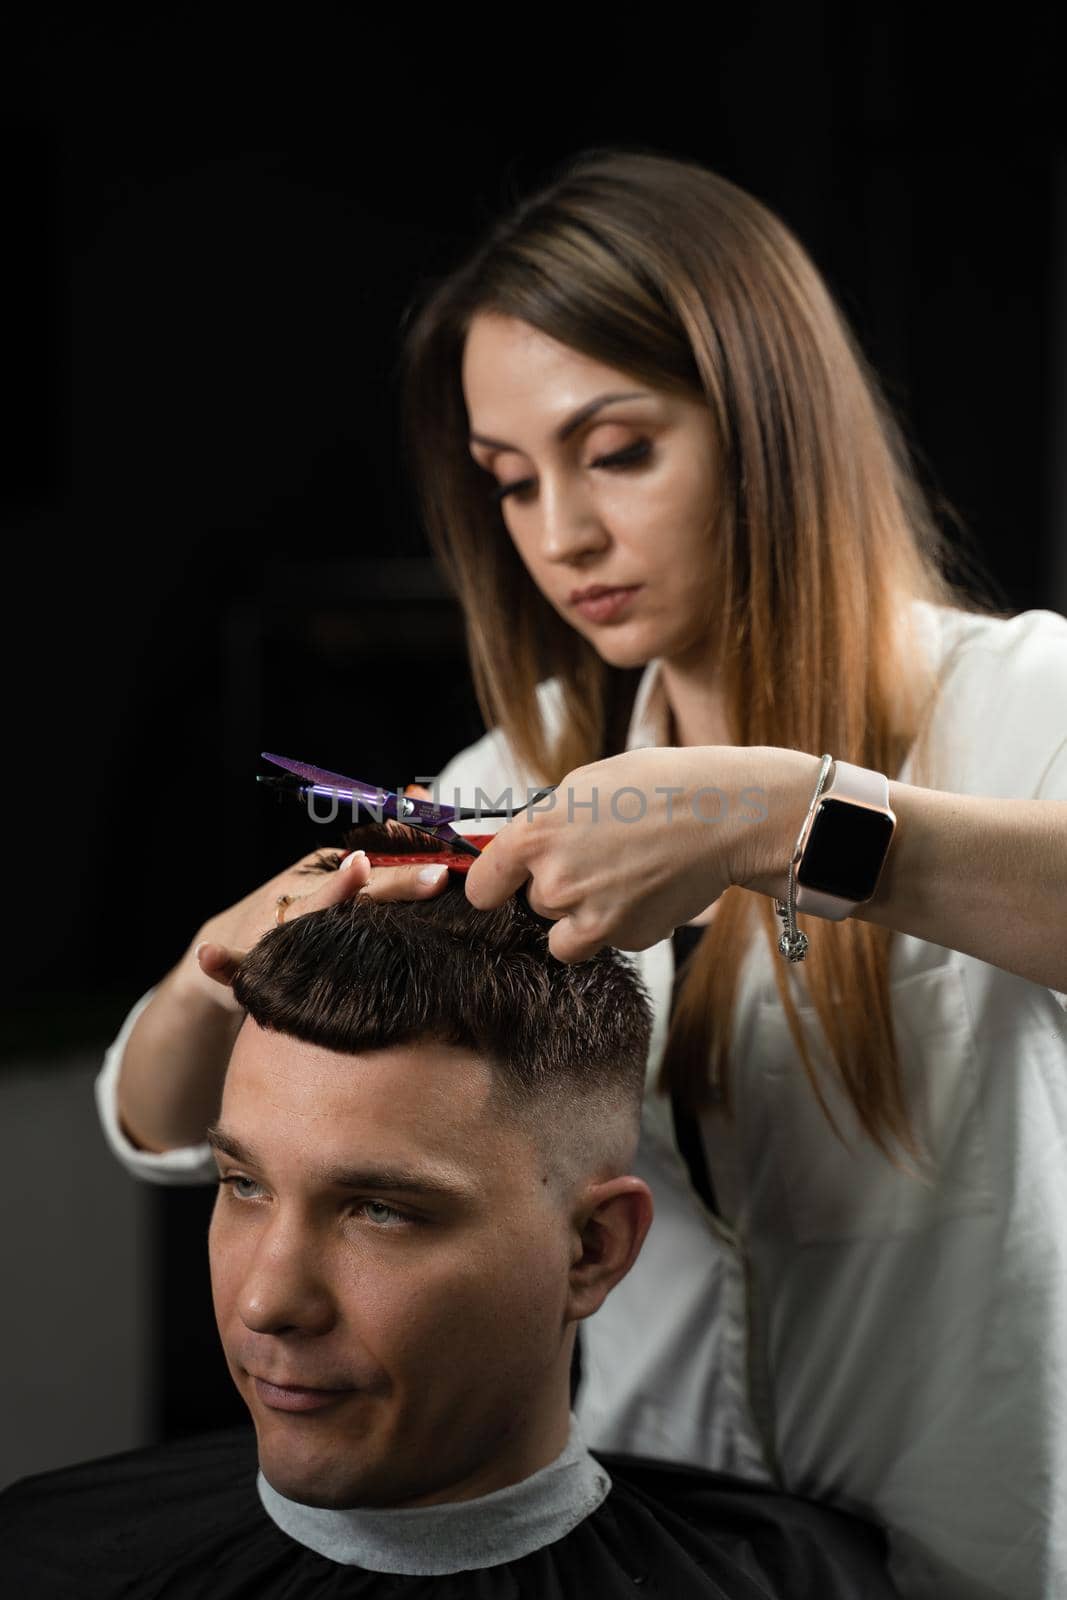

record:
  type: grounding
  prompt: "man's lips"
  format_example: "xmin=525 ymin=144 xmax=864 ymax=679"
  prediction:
xmin=251 ymin=1374 xmax=355 ymax=1413
xmin=250 ymin=1373 xmax=352 ymax=1391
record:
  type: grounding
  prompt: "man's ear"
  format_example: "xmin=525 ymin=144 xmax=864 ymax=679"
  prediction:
xmin=564 ymin=1177 xmax=654 ymax=1324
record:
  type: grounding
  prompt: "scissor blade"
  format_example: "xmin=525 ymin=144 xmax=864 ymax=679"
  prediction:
xmin=260 ymin=752 xmax=389 ymax=808
xmin=259 ymin=754 xmax=485 ymax=853
xmin=397 ymin=815 xmax=483 ymax=857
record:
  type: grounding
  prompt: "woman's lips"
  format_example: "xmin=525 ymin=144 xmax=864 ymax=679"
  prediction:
xmin=571 ymin=585 xmax=642 ymax=623
xmin=253 ymin=1377 xmax=352 ymax=1413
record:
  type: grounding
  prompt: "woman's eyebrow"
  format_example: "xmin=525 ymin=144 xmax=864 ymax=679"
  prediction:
xmin=205 ymin=1124 xmax=479 ymax=1200
xmin=469 ymin=390 xmax=648 ymax=452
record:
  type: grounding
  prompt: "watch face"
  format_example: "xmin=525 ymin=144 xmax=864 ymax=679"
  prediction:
xmin=795 ymin=797 xmax=896 ymax=901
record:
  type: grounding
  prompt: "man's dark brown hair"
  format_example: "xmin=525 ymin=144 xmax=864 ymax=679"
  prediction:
xmin=232 ymin=825 xmax=653 ymax=1186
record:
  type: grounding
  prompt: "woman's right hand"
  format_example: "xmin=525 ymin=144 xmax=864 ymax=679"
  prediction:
xmin=114 ymin=794 xmax=454 ymax=1154
xmin=191 ymin=843 xmax=452 ymax=1006
xmin=192 ymin=782 xmax=453 ymax=1001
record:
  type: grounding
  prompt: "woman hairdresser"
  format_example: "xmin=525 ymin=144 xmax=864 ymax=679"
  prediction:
xmin=96 ymin=149 xmax=1067 ymax=1599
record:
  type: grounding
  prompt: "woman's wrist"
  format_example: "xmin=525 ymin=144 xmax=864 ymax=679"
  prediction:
xmin=116 ymin=957 xmax=243 ymax=1152
xmin=727 ymin=746 xmax=829 ymax=901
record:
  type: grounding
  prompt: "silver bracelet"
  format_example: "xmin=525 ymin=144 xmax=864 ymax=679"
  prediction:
xmin=775 ymin=753 xmax=833 ymax=962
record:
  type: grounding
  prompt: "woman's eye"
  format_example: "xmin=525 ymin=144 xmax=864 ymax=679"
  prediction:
xmin=490 ymin=476 xmax=534 ymax=505
xmin=488 ymin=439 xmax=651 ymax=505
xmin=590 ymin=439 xmax=651 ymax=472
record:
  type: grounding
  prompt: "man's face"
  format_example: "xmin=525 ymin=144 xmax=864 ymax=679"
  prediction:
xmin=208 ymin=1020 xmax=578 ymax=1510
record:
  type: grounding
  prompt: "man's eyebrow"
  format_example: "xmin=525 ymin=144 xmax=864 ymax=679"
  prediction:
xmin=468 ymin=390 xmax=649 ymax=452
xmin=205 ymin=1124 xmax=478 ymax=1201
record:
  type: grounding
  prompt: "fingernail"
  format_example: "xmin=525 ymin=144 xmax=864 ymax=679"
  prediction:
xmin=194 ymin=941 xmax=208 ymax=959
xmin=340 ymin=850 xmax=367 ymax=872
xmin=418 ymin=865 xmax=448 ymax=885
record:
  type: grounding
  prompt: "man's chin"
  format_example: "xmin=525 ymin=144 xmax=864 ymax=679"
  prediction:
xmin=255 ymin=1422 xmax=457 ymax=1512
xmin=262 ymin=1471 xmax=365 ymax=1510
xmin=257 ymin=1438 xmax=381 ymax=1510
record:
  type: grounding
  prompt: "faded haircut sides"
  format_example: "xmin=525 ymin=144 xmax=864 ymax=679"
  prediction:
xmin=231 ymin=828 xmax=653 ymax=1185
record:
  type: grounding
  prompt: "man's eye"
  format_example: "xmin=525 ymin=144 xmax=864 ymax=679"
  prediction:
xmin=488 ymin=439 xmax=652 ymax=505
xmin=356 ymin=1200 xmax=413 ymax=1229
xmin=219 ymin=1179 xmax=414 ymax=1230
xmin=219 ymin=1174 xmax=265 ymax=1200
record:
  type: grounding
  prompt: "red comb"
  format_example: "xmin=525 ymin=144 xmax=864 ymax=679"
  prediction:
xmin=363 ymin=835 xmax=496 ymax=873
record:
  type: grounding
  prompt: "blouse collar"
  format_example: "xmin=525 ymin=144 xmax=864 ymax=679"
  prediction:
xmin=628 ymin=657 xmax=669 ymax=749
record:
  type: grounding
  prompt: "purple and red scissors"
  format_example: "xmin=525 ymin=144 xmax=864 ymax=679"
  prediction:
xmin=257 ymin=752 xmax=556 ymax=866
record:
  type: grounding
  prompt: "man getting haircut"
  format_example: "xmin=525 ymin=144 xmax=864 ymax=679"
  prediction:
xmin=1 ymin=831 xmax=897 ymax=1596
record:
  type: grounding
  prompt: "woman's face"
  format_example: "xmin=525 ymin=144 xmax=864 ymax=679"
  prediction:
xmin=462 ymin=312 xmax=722 ymax=671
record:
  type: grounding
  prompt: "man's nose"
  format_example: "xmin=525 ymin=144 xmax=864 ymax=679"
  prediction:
xmin=236 ymin=1221 xmax=336 ymax=1337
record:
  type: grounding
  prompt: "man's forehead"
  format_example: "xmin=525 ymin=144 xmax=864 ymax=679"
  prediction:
xmin=221 ymin=1020 xmax=524 ymax=1185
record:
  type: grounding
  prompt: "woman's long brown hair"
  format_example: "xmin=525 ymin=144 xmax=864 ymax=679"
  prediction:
xmin=397 ymin=145 xmax=1009 ymax=1162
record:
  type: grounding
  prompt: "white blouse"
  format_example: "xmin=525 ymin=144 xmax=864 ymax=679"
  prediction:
xmin=95 ymin=599 xmax=1067 ymax=1600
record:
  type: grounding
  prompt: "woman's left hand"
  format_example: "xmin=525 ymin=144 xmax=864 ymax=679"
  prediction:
xmin=464 ymin=745 xmax=821 ymax=963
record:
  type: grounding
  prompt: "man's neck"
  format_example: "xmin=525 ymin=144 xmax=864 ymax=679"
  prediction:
xmin=256 ymin=1410 xmax=611 ymax=1576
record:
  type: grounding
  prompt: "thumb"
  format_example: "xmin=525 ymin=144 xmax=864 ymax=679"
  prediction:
xmin=546 ymin=918 xmax=606 ymax=965
xmin=195 ymin=940 xmax=246 ymax=989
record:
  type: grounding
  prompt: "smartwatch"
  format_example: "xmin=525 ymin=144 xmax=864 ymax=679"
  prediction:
xmin=794 ymin=760 xmax=897 ymax=921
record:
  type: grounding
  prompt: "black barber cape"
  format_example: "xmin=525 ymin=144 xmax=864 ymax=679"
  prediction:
xmin=0 ymin=1424 xmax=897 ymax=1598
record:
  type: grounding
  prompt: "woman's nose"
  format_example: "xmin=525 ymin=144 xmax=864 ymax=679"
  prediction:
xmin=536 ymin=476 xmax=610 ymax=564
xmin=236 ymin=1224 xmax=336 ymax=1337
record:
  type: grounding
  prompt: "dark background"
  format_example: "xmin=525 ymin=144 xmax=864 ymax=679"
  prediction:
xmin=2 ymin=15 xmax=1064 ymax=1452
